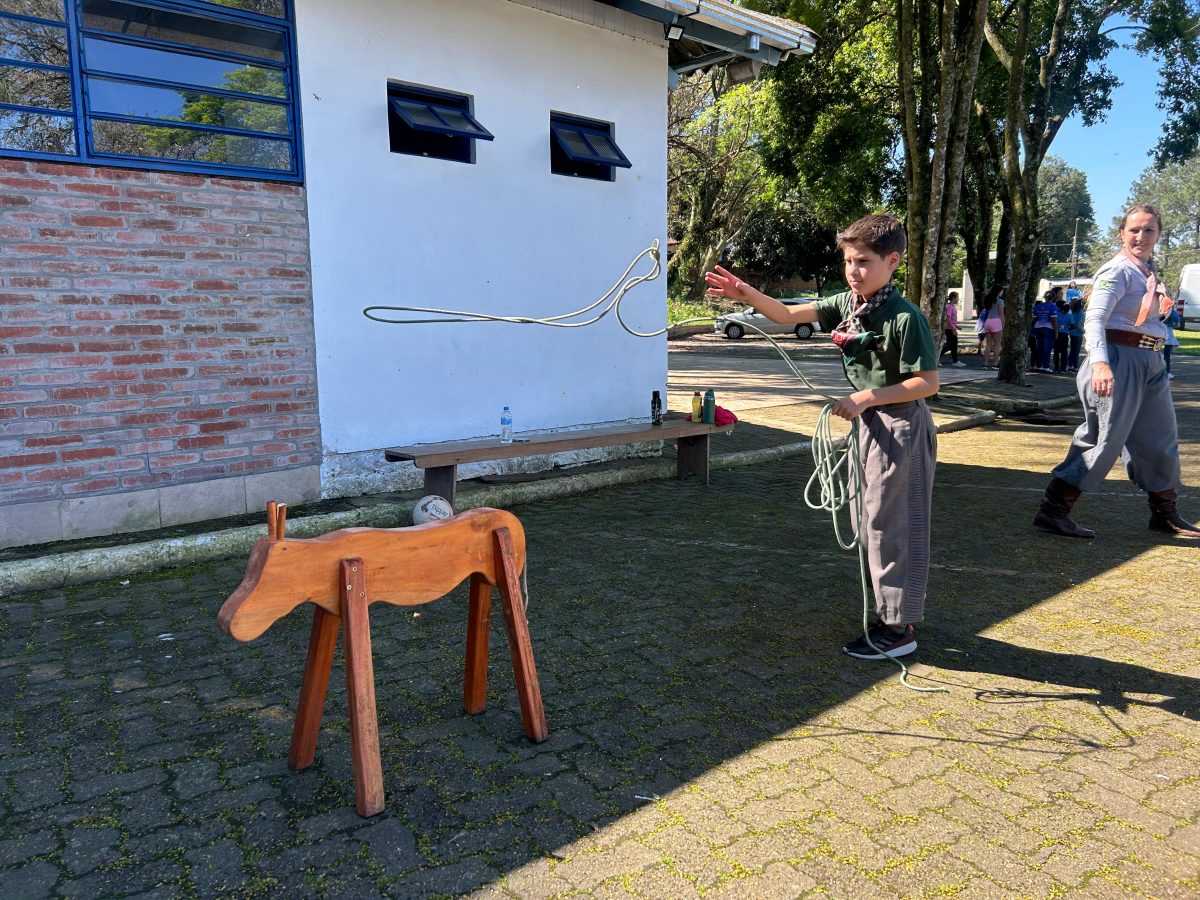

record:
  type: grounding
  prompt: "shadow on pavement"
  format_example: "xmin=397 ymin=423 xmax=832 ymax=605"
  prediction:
xmin=4 ymin=427 xmax=1196 ymax=895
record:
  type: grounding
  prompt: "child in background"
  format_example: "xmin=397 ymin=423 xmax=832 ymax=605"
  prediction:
xmin=1053 ymin=298 xmax=1071 ymax=372
xmin=1066 ymin=298 xmax=1085 ymax=372
xmin=940 ymin=292 xmax=966 ymax=367
xmin=1031 ymin=289 xmax=1060 ymax=371
xmin=1164 ymin=306 xmax=1181 ymax=380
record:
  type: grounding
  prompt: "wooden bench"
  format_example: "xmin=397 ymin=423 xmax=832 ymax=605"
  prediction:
xmin=384 ymin=413 xmax=734 ymax=506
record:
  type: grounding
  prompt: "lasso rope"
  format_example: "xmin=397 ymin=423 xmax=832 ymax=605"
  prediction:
xmin=363 ymin=241 xmax=944 ymax=692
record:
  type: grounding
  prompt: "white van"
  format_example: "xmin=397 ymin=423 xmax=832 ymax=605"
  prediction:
xmin=1176 ymin=264 xmax=1200 ymax=329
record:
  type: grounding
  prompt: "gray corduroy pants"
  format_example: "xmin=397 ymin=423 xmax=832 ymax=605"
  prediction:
xmin=1052 ymin=345 xmax=1181 ymax=494
xmin=850 ymin=400 xmax=937 ymax=626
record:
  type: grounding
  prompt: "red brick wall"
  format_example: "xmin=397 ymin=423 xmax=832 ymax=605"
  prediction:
xmin=0 ymin=160 xmax=319 ymax=511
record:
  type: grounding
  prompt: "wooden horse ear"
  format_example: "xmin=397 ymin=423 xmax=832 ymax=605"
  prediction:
xmin=266 ymin=501 xmax=288 ymax=540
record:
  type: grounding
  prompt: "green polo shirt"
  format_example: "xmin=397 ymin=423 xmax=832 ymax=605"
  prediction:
xmin=812 ymin=289 xmax=938 ymax=392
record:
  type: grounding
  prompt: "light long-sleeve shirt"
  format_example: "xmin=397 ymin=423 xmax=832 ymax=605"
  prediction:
xmin=1085 ymin=252 xmax=1168 ymax=365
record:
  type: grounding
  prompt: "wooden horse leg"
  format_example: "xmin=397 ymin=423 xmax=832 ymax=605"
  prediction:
xmin=287 ymin=605 xmax=340 ymax=771
xmin=492 ymin=528 xmax=548 ymax=743
xmin=464 ymin=573 xmax=492 ymax=715
xmin=340 ymin=559 xmax=385 ymax=817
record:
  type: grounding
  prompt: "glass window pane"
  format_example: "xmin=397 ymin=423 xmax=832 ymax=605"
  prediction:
xmin=91 ymin=117 xmax=291 ymax=170
xmin=0 ymin=64 xmax=71 ymax=109
xmin=204 ymin=0 xmax=285 ymax=18
xmin=89 ymin=77 xmax=286 ymax=133
xmin=0 ymin=106 xmax=73 ymax=152
xmin=84 ymin=37 xmax=286 ymax=98
xmin=82 ymin=0 xmax=284 ymax=62
xmin=0 ymin=15 xmax=66 ymax=66
xmin=0 ymin=1 xmax=64 ymax=21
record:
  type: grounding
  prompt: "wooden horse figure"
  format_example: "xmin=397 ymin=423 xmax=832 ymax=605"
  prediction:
xmin=218 ymin=501 xmax=549 ymax=817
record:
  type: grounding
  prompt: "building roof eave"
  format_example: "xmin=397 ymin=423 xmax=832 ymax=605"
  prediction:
xmin=637 ymin=0 xmax=817 ymax=58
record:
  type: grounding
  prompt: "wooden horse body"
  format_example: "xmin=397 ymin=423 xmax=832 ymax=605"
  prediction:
xmin=218 ymin=503 xmax=548 ymax=817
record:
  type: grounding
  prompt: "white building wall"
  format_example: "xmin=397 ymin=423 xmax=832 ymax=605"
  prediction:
xmin=294 ymin=0 xmax=669 ymax=495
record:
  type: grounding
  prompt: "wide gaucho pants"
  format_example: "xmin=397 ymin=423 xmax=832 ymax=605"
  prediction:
xmin=1051 ymin=345 xmax=1182 ymax=494
xmin=850 ymin=400 xmax=937 ymax=625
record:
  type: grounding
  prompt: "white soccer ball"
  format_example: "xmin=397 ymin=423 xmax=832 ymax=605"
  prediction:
xmin=412 ymin=494 xmax=454 ymax=525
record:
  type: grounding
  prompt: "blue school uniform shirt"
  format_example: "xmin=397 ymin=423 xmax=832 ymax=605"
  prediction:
xmin=1032 ymin=300 xmax=1058 ymax=330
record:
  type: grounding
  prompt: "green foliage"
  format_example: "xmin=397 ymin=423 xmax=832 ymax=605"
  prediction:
xmin=667 ymin=75 xmax=778 ymax=301
xmin=1038 ymin=156 xmax=1097 ymax=274
xmin=747 ymin=0 xmax=898 ymax=225
xmin=1122 ymin=154 xmax=1200 ymax=288
xmin=729 ymin=201 xmax=841 ymax=290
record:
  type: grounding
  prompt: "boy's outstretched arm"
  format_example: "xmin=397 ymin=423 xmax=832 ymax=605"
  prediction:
xmin=704 ymin=266 xmax=818 ymax=324
xmin=829 ymin=371 xmax=939 ymax=421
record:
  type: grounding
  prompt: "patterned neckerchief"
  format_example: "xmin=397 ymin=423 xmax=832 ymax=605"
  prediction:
xmin=830 ymin=282 xmax=895 ymax=354
xmin=1120 ymin=249 xmax=1174 ymax=325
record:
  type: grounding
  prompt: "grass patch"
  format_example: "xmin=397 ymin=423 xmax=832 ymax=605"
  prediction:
xmin=1173 ymin=330 xmax=1200 ymax=356
xmin=667 ymin=296 xmax=724 ymax=326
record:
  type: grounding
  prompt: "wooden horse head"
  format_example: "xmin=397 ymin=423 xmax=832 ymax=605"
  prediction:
xmin=217 ymin=503 xmax=527 ymax=642
xmin=216 ymin=502 xmax=545 ymax=817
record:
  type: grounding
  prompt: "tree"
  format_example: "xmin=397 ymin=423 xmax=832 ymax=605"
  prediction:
xmin=750 ymin=0 xmax=899 ymax=228
xmin=980 ymin=0 xmax=1200 ymax=384
xmin=730 ymin=200 xmax=842 ymax=292
xmin=744 ymin=0 xmax=990 ymax=337
xmin=1038 ymin=155 xmax=1096 ymax=279
xmin=1121 ymin=154 xmax=1200 ymax=289
xmin=667 ymin=73 xmax=776 ymax=302
xmin=894 ymin=0 xmax=989 ymax=336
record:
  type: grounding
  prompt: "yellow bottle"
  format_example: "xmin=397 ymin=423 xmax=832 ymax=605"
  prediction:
xmin=691 ymin=391 xmax=702 ymax=422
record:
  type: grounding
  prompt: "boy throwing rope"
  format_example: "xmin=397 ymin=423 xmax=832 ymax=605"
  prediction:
xmin=704 ymin=214 xmax=939 ymax=659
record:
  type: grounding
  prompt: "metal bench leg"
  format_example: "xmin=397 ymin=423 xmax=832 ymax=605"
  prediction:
xmin=423 ymin=465 xmax=458 ymax=507
xmin=676 ymin=434 xmax=710 ymax=484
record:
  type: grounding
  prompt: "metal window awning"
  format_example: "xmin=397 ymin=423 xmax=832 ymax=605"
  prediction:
xmin=551 ymin=121 xmax=633 ymax=168
xmin=389 ymin=97 xmax=494 ymax=141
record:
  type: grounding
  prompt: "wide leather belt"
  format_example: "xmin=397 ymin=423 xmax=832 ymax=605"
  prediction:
xmin=1105 ymin=329 xmax=1165 ymax=352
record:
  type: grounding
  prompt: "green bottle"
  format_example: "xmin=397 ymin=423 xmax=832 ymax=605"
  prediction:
xmin=702 ymin=389 xmax=716 ymax=424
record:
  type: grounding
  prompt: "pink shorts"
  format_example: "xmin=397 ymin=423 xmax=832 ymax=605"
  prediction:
xmin=983 ymin=318 xmax=1003 ymax=334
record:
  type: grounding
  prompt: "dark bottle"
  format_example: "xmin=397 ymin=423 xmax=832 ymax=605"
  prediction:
xmin=702 ymin=389 xmax=716 ymax=424
xmin=651 ymin=390 xmax=663 ymax=426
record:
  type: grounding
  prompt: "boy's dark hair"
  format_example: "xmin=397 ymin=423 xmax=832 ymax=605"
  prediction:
xmin=836 ymin=214 xmax=907 ymax=257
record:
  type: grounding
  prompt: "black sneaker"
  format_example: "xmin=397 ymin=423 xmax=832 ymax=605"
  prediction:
xmin=842 ymin=623 xmax=917 ymax=659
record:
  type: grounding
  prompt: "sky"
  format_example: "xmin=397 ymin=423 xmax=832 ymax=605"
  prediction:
xmin=1051 ymin=36 xmax=1167 ymax=235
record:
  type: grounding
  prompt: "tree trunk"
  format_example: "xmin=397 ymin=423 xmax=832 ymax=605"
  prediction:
xmin=898 ymin=0 xmax=988 ymax=341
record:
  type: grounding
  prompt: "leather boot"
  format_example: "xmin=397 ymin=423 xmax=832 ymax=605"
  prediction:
xmin=1033 ymin=477 xmax=1095 ymax=538
xmin=1147 ymin=489 xmax=1200 ymax=539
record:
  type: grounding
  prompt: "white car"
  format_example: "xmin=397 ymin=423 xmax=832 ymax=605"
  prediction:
xmin=714 ymin=299 xmax=823 ymax=340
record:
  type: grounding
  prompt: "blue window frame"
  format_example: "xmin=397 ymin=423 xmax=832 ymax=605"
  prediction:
xmin=0 ymin=0 xmax=301 ymax=181
xmin=387 ymin=81 xmax=491 ymax=165
xmin=550 ymin=112 xmax=630 ymax=182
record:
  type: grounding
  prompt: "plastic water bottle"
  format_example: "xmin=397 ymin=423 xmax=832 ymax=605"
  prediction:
xmin=500 ymin=405 xmax=513 ymax=444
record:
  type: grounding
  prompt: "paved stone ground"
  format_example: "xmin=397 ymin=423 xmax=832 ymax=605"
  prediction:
xmin=1 ymin=365 xmax=1198 ymax=898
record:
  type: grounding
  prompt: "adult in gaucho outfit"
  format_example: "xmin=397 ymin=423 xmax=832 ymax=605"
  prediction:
xmin=1036 ymin=203 xmax=1200 ymax=540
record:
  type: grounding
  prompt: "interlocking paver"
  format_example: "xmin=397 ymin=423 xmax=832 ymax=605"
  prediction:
xmin=0 ymin=364 xmax=1197 ymax=897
